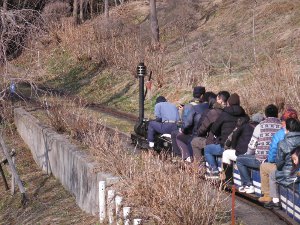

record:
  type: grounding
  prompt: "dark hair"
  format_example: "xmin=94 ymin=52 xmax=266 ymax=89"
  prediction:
xmin=217 ymin=91 xmax=230 ymax=103
xmin=290 ymin=146 xmax=300 ymax=175
xmin=155 ymin=96 xmax=167 ymax=104
xmin=286 ymin=118 xmax=300 ymax=132
xmin=204 ymin=91 xmax=217 ymax=103
xmin=265 ymin=104 xmax=278 ymax=118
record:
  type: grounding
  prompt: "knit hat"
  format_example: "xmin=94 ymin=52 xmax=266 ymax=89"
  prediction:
xmin=155 ymin=96 xmax=167 ymax=104
xmin=193 ymin=86 xmax=206 ymax=98
xmin=280 ymin=108 xmax=298 ymax=121
xmin=227 ymin=93 xmax=240 ymax=106
xmin=251 ymin=113 xmax=264 ymax=123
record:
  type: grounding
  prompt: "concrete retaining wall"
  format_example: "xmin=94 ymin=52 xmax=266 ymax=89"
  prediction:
xmin=14 ymin=108 xmax=118 ymax=215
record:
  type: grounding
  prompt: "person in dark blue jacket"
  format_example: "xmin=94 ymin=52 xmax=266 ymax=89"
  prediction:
xmin=171 ymin=86 xmax=208 ymax=159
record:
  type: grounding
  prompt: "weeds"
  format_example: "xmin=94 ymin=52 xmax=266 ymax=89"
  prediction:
xmin=44 ymin=97 xmax=229 ymax=225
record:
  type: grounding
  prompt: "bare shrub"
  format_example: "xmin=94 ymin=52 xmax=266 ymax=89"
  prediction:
xmin=238 ymin=57 xmax=300 ymax=114
xmin=0 ymin=8 xmax=44 ymax=63
xmin=44 ymin=97 xmax=229 ymax=224
xmin=87 ymin=126 xmax=229 ymax=224
xmin=42 ymin=1 xmax=71 ymax=28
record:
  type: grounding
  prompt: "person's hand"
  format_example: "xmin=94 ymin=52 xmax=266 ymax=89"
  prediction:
xmin=178 ymin=104 xmax=184 ymax=110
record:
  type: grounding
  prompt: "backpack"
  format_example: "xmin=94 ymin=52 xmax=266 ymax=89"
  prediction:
xmin=224 ymin=116 xmax=250 ymax=150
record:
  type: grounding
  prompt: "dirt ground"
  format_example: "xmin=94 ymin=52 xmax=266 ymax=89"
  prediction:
xmin=0 ymin=129 xmax=99 ymax=225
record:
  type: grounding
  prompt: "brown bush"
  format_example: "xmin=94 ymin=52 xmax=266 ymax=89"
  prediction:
xmin=42 ymin=1 xmax=71 ymax=28
xmin=44 ymin=97 xmax=230 ymax=224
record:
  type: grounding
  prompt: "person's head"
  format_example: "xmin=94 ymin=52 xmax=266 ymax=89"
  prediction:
xmin=155 ymin=96 xmax=167 ymax=104
xmin=280 ymin=108 xmax=298 ymax=128
xmin=193 ymin=86 xmax=206 ymax=99
xmin=285 ymin=118 xmax=300 ymax=133
xmin=217 ymin=91 xmax=230 ymax=107
xmin=204 ymin=91 xmax=217 ymax=103
xmin=227 ymin=93 xmax=240 ymax=106
xmin=264 ymin=104 xmax=279 ymax=118
xmin=291 ymin=146 xmax=300 ymax=175
xmin=250 ymin=112 xmax=265 ymax=125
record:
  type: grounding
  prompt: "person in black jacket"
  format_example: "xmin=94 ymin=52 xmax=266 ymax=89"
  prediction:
xmin=204 ymin=93 xmax=246 ymax=178
xmin=220 ymin=115 xmax=255 ymax=181
xmin=191 ymin=91 xmax=230 ymax=163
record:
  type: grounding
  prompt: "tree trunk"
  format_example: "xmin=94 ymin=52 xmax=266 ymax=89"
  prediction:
xmin=149 ymin=0 xmax=159 ymax=44
xmin=80 ymin=0 xmax=84 ymax=23
xmin=90 ymin=0 xmax=94 ymax=18
xmin=3 ymin=0 xmax=8 ymax=11
xmin=104 ymin=0 xmax=109 ymax=19
xmin=73 ymin=0 xmax=78 ymax=25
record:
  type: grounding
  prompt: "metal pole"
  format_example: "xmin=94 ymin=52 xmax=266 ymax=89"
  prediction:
xmin=137 ymin=63 xmax=146 ymax=123
xmin=232 ymin=185 xmax=235 ymax=225
xmin=11 ymin=155 xmax=15 ymax=194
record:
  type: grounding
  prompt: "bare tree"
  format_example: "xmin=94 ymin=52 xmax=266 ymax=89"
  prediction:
xmin=3 ymin=0 xmax=8 ymax=11
xmin=104 ymin=0 xmax=109 ymax=19
xmin=149 ymin=0 xmax=159 ymax=44
xmin=73 ymin=0 xmax=78 ymax=24
xmin=79 ymin=0 xmax=84 ymax=23
xmin=90 ymin=0 xmax=94 ymax=18
xmin=252 ymin=0 xmax=257 ymax=64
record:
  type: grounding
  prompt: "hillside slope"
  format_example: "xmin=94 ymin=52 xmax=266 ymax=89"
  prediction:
xmin=6 ymin=0 xmax=300 ymax=114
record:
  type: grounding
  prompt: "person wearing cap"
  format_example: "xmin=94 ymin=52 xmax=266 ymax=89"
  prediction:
xmin=236 ymin=104 xmax=281 ymax=194
xmin=204 ymin=93 xmax=246 ymax=178
xmin=259 ymin=108 xmax=298 ymax=203
xmin=147 ymin=96 xmax=179 ymax=148
xmin=171 ymin=86 xmax=208 ymax=159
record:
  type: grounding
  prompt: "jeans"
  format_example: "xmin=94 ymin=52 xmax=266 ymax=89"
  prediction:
xmin=236 ymin=154 xmax=261 ymax=186
xmin=147 ymin=121 xmax=178 ymax=142
xmin=204 ymin=144 xmax=224 ymax=171
xmin=269 ymin=170 xmax=279 ymax=198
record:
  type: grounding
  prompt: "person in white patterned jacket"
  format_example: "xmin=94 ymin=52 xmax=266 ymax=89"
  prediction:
xmin=236 ymin=104 xmax=281 ymax=194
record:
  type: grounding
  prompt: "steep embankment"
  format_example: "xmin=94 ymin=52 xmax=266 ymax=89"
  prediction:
xmin=9 ymin=0 xmax=300 ymax=114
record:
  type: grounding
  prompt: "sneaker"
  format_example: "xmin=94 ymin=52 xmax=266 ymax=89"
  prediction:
xmin=238 ymin=186 xmax=246 ymax=193
xmin=258 ymin=195 xmax=272 ymax=203
xmin=185 ymin=156 xmax=193 ymax=163
xmin=205 ymin=171 xmax=219 ymax=179
xmin=245 ymin=185 xmax=255 ymax=194
xmin=264 ymin=201 xmax=281 ymax=210
xmin=149 ymin=142 xmax=154 ymax=148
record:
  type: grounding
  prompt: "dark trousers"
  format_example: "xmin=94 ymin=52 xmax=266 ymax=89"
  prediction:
xmin=147 ymin=121 xmax=178 ymax=142
xmin=171 ymin=131 xmax=193 ymax=159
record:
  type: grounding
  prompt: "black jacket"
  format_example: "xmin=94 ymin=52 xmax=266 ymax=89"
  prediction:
xmin=231 ymin=117 xmax=255 ymax=156
xmin=211 ymin=105 xmax=246 ymax=147
xmin=197 ymin=102 xmax=223 ymax=145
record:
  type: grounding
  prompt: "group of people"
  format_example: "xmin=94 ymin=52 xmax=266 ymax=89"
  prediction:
xmin=147 ymin=86 xmax=300 ymax=209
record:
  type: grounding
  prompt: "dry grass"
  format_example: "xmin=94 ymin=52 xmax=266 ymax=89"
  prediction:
xmin=235 ymin=57 xmax=300 ymax=114
xmin=43 ymin=98 xmax=230 ymax=224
